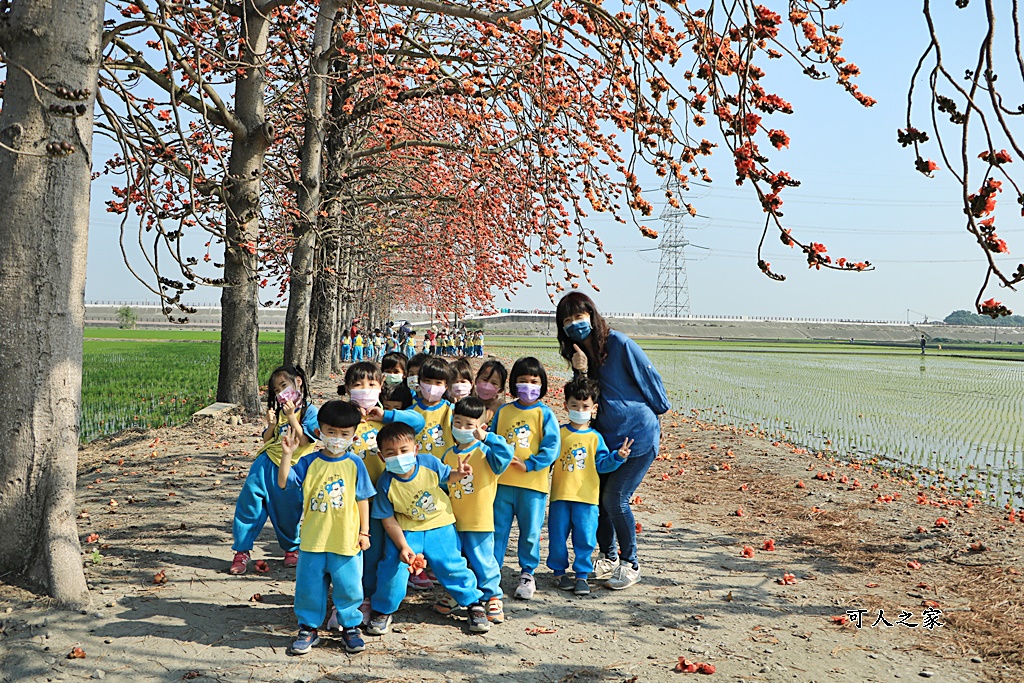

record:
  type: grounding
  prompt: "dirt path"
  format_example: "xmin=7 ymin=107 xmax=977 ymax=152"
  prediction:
xmin=2 ymin=371 xmax=1023 ymax=683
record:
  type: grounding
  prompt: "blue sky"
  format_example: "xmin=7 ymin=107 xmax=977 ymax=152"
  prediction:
xmin=84 ymin=2 xmax=1018 ymax=321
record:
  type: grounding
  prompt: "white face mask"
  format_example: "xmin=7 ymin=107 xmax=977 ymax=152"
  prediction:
xmin=407 ymin=375 xmax=419 ymax=395
xmin=452 ymin=427 xmax=477 ymax=444
xmin=322 ymin=436 xmax=353 ymax=454
xmin=568 ymin=409 xmax=592 ymax=424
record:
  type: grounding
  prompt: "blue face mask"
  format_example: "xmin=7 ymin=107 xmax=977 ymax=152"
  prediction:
xmin=385 ymin=453 xmax=417 ymax=474
xmin=564 ymin=319 xmax=592 ymax=342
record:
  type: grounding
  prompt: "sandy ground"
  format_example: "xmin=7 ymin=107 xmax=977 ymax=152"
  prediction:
xmin=2 ymin=369 xmax=1023 ymax=683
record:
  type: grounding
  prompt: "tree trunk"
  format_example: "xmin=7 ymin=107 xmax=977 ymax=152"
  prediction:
xmin=284 ymin=0 xmax=340 ymax=367
xmin=0 ymin=0 xmax=104 ymax=606
xmin=216 ymin=0 xmax=275 ymax=415
xmin=308 ymin=242 xmax=327 ymax=376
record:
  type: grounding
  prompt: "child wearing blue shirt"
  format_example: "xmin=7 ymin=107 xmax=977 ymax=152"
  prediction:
xmin=365 ymin=422 xmax=491 ymax=635
xmin=277 ymin=400 xmax=374 ymax=655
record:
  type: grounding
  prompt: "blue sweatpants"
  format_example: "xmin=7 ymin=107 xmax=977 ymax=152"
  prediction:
xmin=361 ymin=517 xmax=386 ymax=598
xmin=341 ymin=344 xmax=350 ymax=361
xmin=546 ymin=500 xmax=599 ymax=579
xmin=371 ymin=524 xmax=482 ymax=615
xmin=493 ymin=485 xmax=547 ymax=574
xmin=294 ymin=551 xmax=362 ymax=630
xmin=460 ymin=530 xmax=502 ymax=600
xmin=353 ymin=347 xmax=364 ymax=361
xmin=232 ymin=453 xmax=302 ymax=553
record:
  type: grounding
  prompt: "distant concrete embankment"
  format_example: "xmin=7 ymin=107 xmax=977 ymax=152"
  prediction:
xmin=83 ymin=304 xmax=1024 ymax=344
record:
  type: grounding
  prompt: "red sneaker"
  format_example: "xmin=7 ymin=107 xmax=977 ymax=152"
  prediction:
xmin=283 ymin=550 xmax=299 ymax=568
xmin=229 ymin=551 xmax=250 ymax=575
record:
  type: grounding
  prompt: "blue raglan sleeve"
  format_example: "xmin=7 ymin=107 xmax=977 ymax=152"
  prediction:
xmin=421 ymin=453 xmax=453 ymax=484
xmin=353 ymin=458 xmax=376 ymax=501
xmin=285 ymin=452 xmax=315 ymax=488
xmin=300 ymin=404 xmax=320 ymax=442
xmin=524 ymin=405 xmax=560 ymax=472
xmin=594 ymin=432 xmax=626 ymax=473
xmin=371 ymin=476 xmax=396 ymax=519
xmin=384 ymin=408 xmax=426 ymax=433
xmin=624 ymin=337 xmax=671 ymax=416
xmin=482 ymin=432 xmax=514 ymax=475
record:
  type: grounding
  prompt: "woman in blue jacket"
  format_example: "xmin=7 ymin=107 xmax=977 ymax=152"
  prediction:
xmin=555 ymin=292 xmax=670 ymax=590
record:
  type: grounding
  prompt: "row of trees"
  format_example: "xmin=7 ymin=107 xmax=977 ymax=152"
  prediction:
xmin=2 ymin=0 xmax=1023 ymax=605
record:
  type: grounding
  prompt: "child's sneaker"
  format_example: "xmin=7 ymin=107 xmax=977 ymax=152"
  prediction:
xmin=283 ymin=550 xmax=299 ymax=568
xmin=606 ymin=563 xmax=641 ymax=590
xmin=592 ymin=556 xmax=616 ymax=580
xmin=432 ymin=593 xmax=460 ymax=616
xmin=574 ymin=578 xmax=591 ymax=596
xmin=358 ymin=598 xmax=372 ymax=626
xmin=341 ymin=626 xmax=365 ymax=653
xmin=555 ymin=574 xmax=574 ymax=591
xmin=365 ymin=612 xmax=392 ymax=636
xmin=514 ymin=571 xmax=536 ymax=600
xmin=288 ymin=629 xmax=320 ymax=655
xmin=408 ymin=572 xmax=434 ymax=591
xmin=467 ymin=603 xmax=491 ymax=633
xmin=228 ymin=551 xmax=250 ymax=575
xmin=486 ymin=597 xmax=505 ymax=623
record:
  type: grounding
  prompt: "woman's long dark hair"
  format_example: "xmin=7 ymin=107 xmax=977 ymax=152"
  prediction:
xmin=555 ymin=292 xmax=610 ymax=374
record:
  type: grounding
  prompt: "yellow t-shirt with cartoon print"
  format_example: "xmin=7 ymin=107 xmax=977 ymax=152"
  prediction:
xmin=371 ymin=454 xmax=457 ymax=532
xmin=492 ymin=401 xmax=560 ymax=493
xmin=261 ymin=405 xmax=320 ymax=467
xmin=287 ymin=451 xmax=374 ymax=555
xmin=412 ymin=398 xmax=454 ymax=459
xmin=441 ymin=433 xmax=514 ymax=533
xmin=552 ymin=425 xmax=624 ymax=505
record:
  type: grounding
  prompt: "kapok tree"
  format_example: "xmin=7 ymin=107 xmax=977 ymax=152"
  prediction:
xmin=902 ymin=0 xmax=1024 ymax=317
xmin=99 ymin=0 xmax=306 ymax=412
xmin=275 ymin=0 xmax=877 ymax=366
xmin=0 ymin=0 xmax=105 ymax=607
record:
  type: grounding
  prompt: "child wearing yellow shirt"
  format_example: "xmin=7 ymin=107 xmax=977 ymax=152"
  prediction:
xmin=365 ymin=422 xmax=491 ymax=635
xmin=547 ymin=377 xmax=633 ymax=595
xmin=277 ymin=400 xmax=374 ymax=655
xmin=438 ymin=397 xmax=514 ymax=623
xmin=412 ymin=356 xmax=455 ymax=458
xmin=335 ymin=361 xmax=425 ymax=621
xmin=491 ymin=357 xmax=560 ymax=600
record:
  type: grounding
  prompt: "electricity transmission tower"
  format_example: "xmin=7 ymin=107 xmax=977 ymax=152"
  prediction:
xmin=652 ymin=180 xmax=694 ymax=317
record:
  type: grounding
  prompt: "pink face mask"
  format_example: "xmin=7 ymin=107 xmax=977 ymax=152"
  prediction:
xmin=349 ymin=388 xmax=380 ymax=411
xmin=450 ymin=382 xmax=472 ymax=401
xmin=475 ymin=381 xmax=499 ymax=401
xmin=276 ymin=386 xmax=301 ymax=406
xmin=419 ymin=383 xmax=447 ymax=403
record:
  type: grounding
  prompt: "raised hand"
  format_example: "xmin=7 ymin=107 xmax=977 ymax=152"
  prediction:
xmin=281 ymin=428 xmax=300 ymax=458
xmin=266 ymin=408 xmax=277 ymax=427
xmin=472 ymin=424 xmax=489 ymax=442
xmin=281 ymin=399 xmax=297 ymax=418
xmin=571 ymin=344 xmax=588 ymax=373
xmin=619 ymin=437 xmax=634 ymax=459
xmin=364 ymin=406 xmax=385 ymax=421
xmin=457 ymin=454 xmax=473 ymax=477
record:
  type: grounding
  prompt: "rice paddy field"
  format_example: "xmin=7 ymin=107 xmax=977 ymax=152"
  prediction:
xmin=80 ymin=336 xmax=283 ymax=443
xmin=490 ymin=339 xmax=1024 ymax=507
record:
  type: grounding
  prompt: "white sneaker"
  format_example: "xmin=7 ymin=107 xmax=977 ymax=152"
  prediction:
xmin=592 ymin=557 xmax=617 ymax=581
xmin=513 ymin=571 xmax=536 ymax=600
xmin=605 ymin=563 xmax=641 ymax=590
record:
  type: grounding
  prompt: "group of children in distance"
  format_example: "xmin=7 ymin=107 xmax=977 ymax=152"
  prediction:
xmin=229 ymin=350 xmax=633 ymax=655
xmin=341 ymin=326 xmax=485 ymax=363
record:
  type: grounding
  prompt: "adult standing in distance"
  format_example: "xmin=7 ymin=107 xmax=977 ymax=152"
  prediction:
xmin=555 ymin=293 xmax=671 ymax=589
